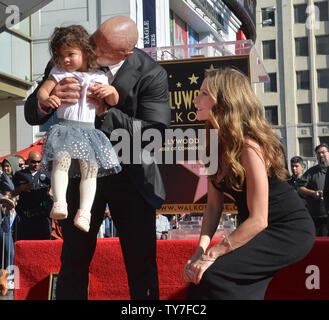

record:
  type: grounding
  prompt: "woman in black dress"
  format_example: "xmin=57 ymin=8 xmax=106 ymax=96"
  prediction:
xmin=183 ymin=67 xmax=315 ymax=300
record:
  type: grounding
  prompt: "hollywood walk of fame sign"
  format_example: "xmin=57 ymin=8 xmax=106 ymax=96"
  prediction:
xmin=156 ymin=55 xmax=251 ymax=214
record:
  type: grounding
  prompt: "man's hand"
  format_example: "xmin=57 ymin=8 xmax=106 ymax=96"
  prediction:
xmin=51 ymin=77 xmax=81 ymax=104
xmin=87 ymin=85 xmax=108 ymax=116
xmin=17 ymin=183 xmax=34 ymax=193
xmin=313 ymin=190 xmax=324 ymax=200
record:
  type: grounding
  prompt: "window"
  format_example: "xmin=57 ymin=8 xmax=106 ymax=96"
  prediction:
xmin=264 ymin=73 xmax=277 ymax=92
xmin=297 ymin=104 xmax=312 ymax=123
xmin=315 ymin=1 xmax=329 ymax=21
xmin=12 ymin=17 xmax=31 ymax=36
xmin=0 ymin=29 xmax=31 ymax=81
xmin=295 ymin=37 xmax=309 ymax=56
xmin=261 ymin=8 xmax=275 ymax=26
xmin=299 ymin=138 xmax=313 ymax=157
xmin=263 ymin=40 xmax=276 ymax=59
xmin=319 ymin=102 xmax=329 ymax=122
xmin=317 ymin=69 xmax=329 ymax=88
xmin=296 ymin=71 xmax=310 ymax=89
xmin=0 ymin=17 xmax=31 ymax=81
xmin=320 ymin=136 xmax=329 ymax=145
xmin=265 ymin=106 xmax=278 ymax=125
xmin=316 ymin=35 xmax=329 ymax=55
xmin=294 ymin=4 xmax=307 ymax=23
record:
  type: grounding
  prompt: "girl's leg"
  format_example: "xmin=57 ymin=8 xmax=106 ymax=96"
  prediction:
xmin=50 ymin=156 xmax=71 ymax=219
xmin=74 ymin=160 xmax=98 ymax=232
xmin=78 ymin=160 xmax=98 ymax=213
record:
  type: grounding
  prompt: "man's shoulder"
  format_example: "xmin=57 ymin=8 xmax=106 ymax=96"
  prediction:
xmin=304 ymin=165 xmax=321 ymax=175
xmin=38 ymin=61 xmax=54 ymax=83
xmin=130 ymin=48 xmax=165 ymax=72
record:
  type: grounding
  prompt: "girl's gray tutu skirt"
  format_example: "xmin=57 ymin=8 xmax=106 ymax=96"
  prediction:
xmin=41 ymin=119 xmax=121 ymax=178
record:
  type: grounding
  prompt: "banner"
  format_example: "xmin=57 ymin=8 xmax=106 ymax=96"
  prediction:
xmin=157 ymin=56 xmax=251 ymax=214
xmin=187 ymin=25 xmax=199 ymax=57
xmin=143 ymin=0 xmax=156 ymax=48
xmin=173 ymin=13 xmax=188 ymax=59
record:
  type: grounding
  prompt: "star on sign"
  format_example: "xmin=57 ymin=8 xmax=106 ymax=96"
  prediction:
xmin=178 ymin=160 xmax=208 ymax=203
xmin=188 ymin=73 xmax=199 ymax=85
xmin=207 ymin=64 xmax=216 ymax=72
xmin=176 ymin=82 xmax=182 ymax=88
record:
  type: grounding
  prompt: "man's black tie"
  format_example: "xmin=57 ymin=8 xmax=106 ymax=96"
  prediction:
xmin=100 ymin=67 xmax=114 ymax=83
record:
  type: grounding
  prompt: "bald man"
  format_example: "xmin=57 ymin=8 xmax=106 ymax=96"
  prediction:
xmin=24 ymin=16 xmax=170 ymax=300
xmin=13 ymin=151 xmax=52 ymax=241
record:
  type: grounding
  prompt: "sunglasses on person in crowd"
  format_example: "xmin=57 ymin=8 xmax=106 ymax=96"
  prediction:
xmin=30 ymin=160 xmax=41 ymax=164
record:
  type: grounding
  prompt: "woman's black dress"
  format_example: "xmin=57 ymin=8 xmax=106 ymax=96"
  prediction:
xmin=187 ymin=176 xmax=315 ymax=300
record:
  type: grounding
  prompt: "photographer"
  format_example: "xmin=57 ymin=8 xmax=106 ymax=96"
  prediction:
xmin=13 ymin=151 xmax=53 ymax=241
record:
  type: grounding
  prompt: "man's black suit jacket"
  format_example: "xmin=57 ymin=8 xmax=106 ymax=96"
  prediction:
xmin=24 ymin=48 xmax=171 ymax=209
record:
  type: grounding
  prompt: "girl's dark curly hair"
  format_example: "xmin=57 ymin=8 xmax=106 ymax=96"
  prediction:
xmin=49 ymin=25 xmax=98 ymax=71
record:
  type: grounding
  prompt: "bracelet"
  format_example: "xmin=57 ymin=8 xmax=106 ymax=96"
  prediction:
xmin=223 ymin=234 xmax=234 ymax=250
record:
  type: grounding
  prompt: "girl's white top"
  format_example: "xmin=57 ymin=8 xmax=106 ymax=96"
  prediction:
xmin=50 ymin=67 xmax=109 ymax=123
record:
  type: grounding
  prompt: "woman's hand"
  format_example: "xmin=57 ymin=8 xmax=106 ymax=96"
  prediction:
xmin=183 ymin=254 xmax=216 ymax=285
xmin=183 ymin=246 xmax=216 ymax=285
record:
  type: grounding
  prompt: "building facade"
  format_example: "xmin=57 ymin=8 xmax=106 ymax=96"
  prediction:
xmin=255 ymin=0 xmax=329 ymax=168
xmin=0 ymin=0 xmax=52 ymax=157
xmin=0 ymin=15 xmax=34 ymax=156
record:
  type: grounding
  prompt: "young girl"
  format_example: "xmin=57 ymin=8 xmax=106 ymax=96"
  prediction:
xmin=37 ymin=25 xmax=121 ymax=232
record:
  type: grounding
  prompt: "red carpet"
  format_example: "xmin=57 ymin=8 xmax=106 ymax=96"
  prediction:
xmin=14 ymin=237 xmax=329 ymax=300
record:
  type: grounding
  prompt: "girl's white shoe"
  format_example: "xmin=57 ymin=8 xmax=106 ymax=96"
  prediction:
xmin=74 ymin=209 xmax=91 ymax=232
xmin=50 ymin=201 xmax=68 ymax=220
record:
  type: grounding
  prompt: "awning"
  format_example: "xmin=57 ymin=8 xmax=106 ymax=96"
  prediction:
xmin=0 ymin=0 xmax=52 ymax=33
xmin=222 ymin=0 xmax=257 ymax=42
xmin=0 ymin=138 xmax=44 ymax=162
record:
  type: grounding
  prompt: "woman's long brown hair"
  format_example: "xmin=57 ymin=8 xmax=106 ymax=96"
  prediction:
xmin=205 ymin=67 xmax=288 ymax=191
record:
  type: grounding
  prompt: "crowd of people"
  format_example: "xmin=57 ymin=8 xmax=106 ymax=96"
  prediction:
xmin=288 ymin=143 xmax=329 ymax=237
